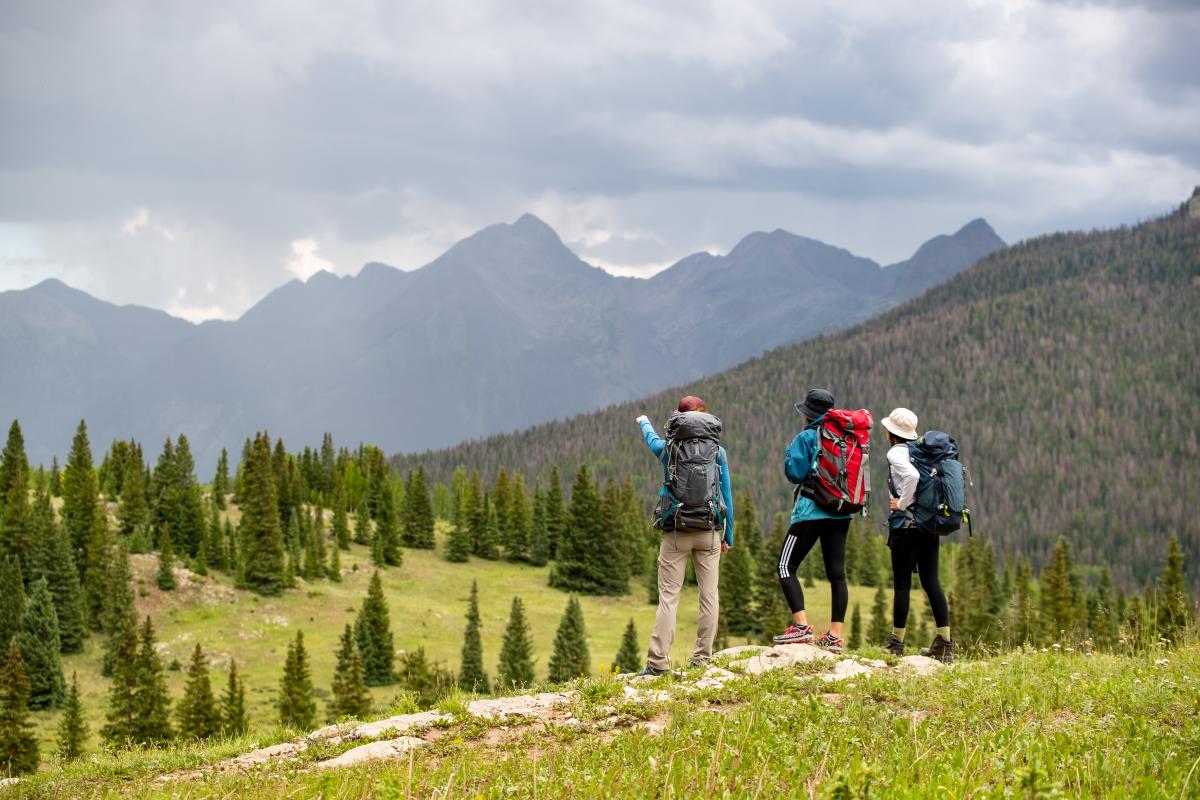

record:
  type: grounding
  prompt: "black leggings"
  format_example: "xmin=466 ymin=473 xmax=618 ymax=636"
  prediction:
xmin=777 ymin=518 xmax=850 ymax=622
xmin=890 ymin=530 xmax=950 ymax=629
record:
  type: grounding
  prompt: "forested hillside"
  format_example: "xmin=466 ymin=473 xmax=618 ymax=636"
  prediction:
xmin=398 ymin=193 xmax=1200 ymax=588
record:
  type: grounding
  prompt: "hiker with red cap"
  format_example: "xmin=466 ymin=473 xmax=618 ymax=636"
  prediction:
xmin=773 ymin=388 xmax=873 ymax=653
xmin=635 ymin=395 xmax=734 ymax=676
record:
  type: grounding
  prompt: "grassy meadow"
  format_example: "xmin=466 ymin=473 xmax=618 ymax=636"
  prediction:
xmin=35 ymin=518 xmax=879 ymax=754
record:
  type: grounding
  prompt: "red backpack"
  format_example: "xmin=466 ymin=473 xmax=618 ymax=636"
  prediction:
xmin=800 ymin=409 xmax=873 ymax=515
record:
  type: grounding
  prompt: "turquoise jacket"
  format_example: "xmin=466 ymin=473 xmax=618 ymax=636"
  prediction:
xmin=639 ymin=418 xmax=735 ymax=546
xmin=784 ymin=415 xmax=852 ymax=525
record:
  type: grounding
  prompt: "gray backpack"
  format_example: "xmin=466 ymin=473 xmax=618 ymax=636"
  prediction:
xmin=653 ymin=411 xmax=726 ymax=532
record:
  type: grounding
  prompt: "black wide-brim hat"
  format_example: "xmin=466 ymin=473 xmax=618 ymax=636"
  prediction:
xmin=794 ymin=388 xmax=835 ymax=419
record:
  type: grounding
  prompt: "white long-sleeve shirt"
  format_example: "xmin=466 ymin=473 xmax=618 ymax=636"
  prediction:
xmin=888 ymin=443 xmax=920 ymax=511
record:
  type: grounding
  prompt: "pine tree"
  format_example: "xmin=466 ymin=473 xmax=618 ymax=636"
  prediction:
xmin=354 ymin=572 xmax=395 ymax=686
xmin=613 ymin=618 xmax=640 ymax=673
xmin=547 ymin=596 xmax=590 ymax=682
xmin=278 ymin=631 xmax=316 ymax=730
xmin=328 ymin=537 xmax=342 ymax=582
xmin=720 ymin=534 xmax=757 ymax=637
xmin=396 ymin=646 xmax=454 ymax=709
xmin=755 ymin=512 xmax=791 ymax=643
xmin=331 ymin=480 xmax=351 ymax=551
xmin=101 ymin=623 xmax=141 ymax=746
xmin=645 ymin=545 xmax=659 ymax=605
xmin=544 ymin=466 xmax=566 ymax=560
xmin=1041 ymin=537 xmax=1076 ymax=641
xmin=329 ymin=625 xmax=371 ymax=721
xmin=240 ymin=434 xmax=286 ymax=596
xmin=956 ymin=535 xmax=1000 ymax=650
xmin=156 ymin=524 xmax=177 ymax=591
xmin=374 ymin=478 xmax=403 ymax=567
xmin=496 ymin=596 xmax=535 ymax=689
xmin=444 ymin=507 xmax=473 ymax=564
xmin=551 ymin=466 xmax=619 ymax=595
xmin=221 ymin=661 xmax=248 ymax=736
xmin=868 ymin=581 xmax=890 ymax=645
xmin=0 ymin=642 xmax=38 ymax=776
xmin=354 ymin=496 xmax=372 ymax=546
xmin=49 ymin=457 xmax=61 ymax=498
xmin=0 ymin=420 xmax=30 ymax=570
xmin=1092 ymin=566 xmax=1118 ymax=646
xmin=0 ymin=557 xmax=24 ymax=651
xmin=116 ymin=455 xmax=149 ymax=538
xmin=99 ymin=542 xmax=136 ymax=677
xmin=211 ymin=448 xmax=230 ymax=510
xmin=473 ymin=492 xmax=500 ymax=561
xmin=62 ymin=422 xmax=106 ymax=617
xmin=56 ymin=672 xmax=87 ymax=761
xmin=15 ymin=577 xmax=65 ymax=709
xmin=29 ymin=493 xmax=86 ymax=654
xmin=81 ymin=507 xmax=110 ymax=630
xmin=1010 ymin=556 xmax=1039 ymax=647
xmin=504 ymin=473 xmax=531 ymax=561
xmin=176 ymin=644 xmax=221 ymax=740
xmin=598 ymin=481 xmax=630 ymax=595
xmin=134 ymin=617 xmax=173 ymax=744
xmin=458 ymin=580 xmax=489 ymax=693
xmin=205 ymin=501 xmax=226 ymax=573
xmin=403 ymin=467 xmax=435 ymax=549
xmin=302 ymin=510 xmax=322 ymax=581
xmin=848 ymin=603 xmax=863 ymax=650
xmin=529 ymin=484 xmax=550 ymax=567
xmin=1158 ymin=534 xmax=1191 ymax=644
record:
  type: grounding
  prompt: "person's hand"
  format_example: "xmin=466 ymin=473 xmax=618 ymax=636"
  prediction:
xmin=888 ymin=498 xmax=900 ymax=511
xmin=636 ymin=414 xmax=649 ymax=424
xmin=721 ymin=542 xmax=731 ymax=554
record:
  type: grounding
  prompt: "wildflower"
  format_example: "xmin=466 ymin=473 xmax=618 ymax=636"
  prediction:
xmin=1155 ymin=659 xmax=1168 ymax=667
xmin=649 ymin=756 xmax=658 ymax=769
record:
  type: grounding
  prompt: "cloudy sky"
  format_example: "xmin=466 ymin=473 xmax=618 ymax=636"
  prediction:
xmin=1 ymin=0 xmax=1197 ymax=321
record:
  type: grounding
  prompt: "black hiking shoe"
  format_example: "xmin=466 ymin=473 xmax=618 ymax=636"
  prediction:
xmin=639 ymin=664 xmax=670 ymax=677
xmin=920 ymin=635 xmax=954 ymax=664
xmin=884 ymin=634 xmax=905 ymax=657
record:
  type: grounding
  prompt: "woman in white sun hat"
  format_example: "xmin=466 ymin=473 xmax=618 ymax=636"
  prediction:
xmin=881 ymin=407 xmax=952 ymax=663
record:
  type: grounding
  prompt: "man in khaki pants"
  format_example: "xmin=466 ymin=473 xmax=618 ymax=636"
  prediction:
xmin=636 ymin=396 xmax=735 ymax=676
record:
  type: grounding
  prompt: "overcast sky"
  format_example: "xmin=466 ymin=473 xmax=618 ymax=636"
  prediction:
xmin=1 ymin=0 xmax=1197 ymax=321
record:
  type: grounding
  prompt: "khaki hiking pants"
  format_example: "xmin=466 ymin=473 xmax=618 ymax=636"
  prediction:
xmin=646 ymin=529 xmax=722 ymax=670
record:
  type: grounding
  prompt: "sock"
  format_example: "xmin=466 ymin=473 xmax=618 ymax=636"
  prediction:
xmin=937 ymin=626 xmax=951 ymax=641
xmin=892 ymin=627 xmax=906 ymax=641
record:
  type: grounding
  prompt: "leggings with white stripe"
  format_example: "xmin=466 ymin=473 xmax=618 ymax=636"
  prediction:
xmin=777 ymin=518 xmax=851 ymax=622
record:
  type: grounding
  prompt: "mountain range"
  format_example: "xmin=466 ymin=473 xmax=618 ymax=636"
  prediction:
xmin=0 ymin=214 xmax=1002 ymax=470
xmin=398 ymin=193 xmax=1200 ymax=587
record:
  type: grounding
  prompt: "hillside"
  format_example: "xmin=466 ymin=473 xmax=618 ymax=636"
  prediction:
xmin=0 ymin=216 xmax=1001 ymax=471
xmin=398 ymin=196 xmax=1200 ymax=587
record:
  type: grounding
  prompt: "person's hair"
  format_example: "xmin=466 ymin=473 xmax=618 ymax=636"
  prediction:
xmin=677 ymin=395 xmax=707 ymax=413
xmin=887 ymin=431 xmax=902 ymax=446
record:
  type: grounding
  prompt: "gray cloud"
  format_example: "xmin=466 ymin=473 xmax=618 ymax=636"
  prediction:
xmin=1 ymin=0 xmax=1197 ymax=319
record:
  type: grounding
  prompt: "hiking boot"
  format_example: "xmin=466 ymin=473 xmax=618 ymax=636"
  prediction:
xmin=884 ymin=634 xmax=905 ymax=657
xmin=816 ymin=632 xmax=844 ymax=654
xmin=772 ymin=623 xmax=814 ymax=644
xmin=639 ymin=664 xmax=670 ymax=677
xmin=920 ymin=635 xmax=954 ymax=664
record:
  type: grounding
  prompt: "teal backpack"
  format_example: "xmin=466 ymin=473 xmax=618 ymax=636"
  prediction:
xmin=907 ymin=431 xmax=972 ymax=536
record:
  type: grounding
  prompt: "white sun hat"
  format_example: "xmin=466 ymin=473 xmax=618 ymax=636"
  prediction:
xmin=881 ymin=407 xmax=919 ymax=441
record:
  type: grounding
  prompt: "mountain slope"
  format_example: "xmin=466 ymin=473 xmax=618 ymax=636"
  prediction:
xmin=397 ymin=198 xmax=1200 ymax=587
xmin=0 ymin=215 xmax=1001 ymax=469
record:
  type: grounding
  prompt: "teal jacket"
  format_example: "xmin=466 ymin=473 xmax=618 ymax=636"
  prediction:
xmin=784 ymin=415 xmax=852 ymax=525
xmin=639 ymin=418 xmax=735 ymax=546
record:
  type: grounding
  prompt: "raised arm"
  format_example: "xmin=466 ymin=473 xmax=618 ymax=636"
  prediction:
xmin=636 ymin=415 xmax=666 ymax=460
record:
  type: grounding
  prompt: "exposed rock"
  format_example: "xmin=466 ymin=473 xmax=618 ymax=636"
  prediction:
xmin=345 ymin=710 xmax=450 ymax=741
xmin=714 ymin=645 xmax=770 ymax=659
xmin=897 ymin=655 xmax=944 ymax=676
xmin=317 ymin=737 xmax=427 ymax=769
xmin=466 ymin=691 xmax=576 ymax=719
xmin=730 ymin=644 xmax=836 ymax=675
xmin=226 ymin=740 xmax=307 ymax=767
xmin=821 ymin=660 xmax=873 ymax=682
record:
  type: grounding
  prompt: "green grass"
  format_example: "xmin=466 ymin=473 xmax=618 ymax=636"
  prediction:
xmin=33 ymin=520 xmax=877 ymax=757
xmin=10 ymin=644 xmax=1199 ymax=798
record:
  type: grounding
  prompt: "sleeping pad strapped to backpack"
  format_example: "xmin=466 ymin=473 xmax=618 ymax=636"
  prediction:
xmin=653 ymin=411 xmax=726 ymax=532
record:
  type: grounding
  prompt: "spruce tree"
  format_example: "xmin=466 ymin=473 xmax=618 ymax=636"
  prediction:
xmin=15 ymin=577 xmax=65 ymax=709
xmin=222 ymin=661 xmax=248 ymax=736
xmin=0 ymin=557 xmax=24 ymax=651
xmin=868 ymin=581 xmax=890 ymax=645
xmin=1158 ymin=534 xmax=1191 ymax=644
xmin=176 ymin=644 xmax=221 ymax=740
xmin=206 ymin=501 xmax=227 ymax=573
xmin=278 ymin=631 xmax=316 ymax=730
xmin=354 ymin=497 xmax=372 ymax=545
xmin=211 ymin=448 xmax=230 ymax=510
xmin=544 ymin=466 xmax=566 ymax=560
xmin=598 ymin=481 xmax=630 ymax=595
xmin=240 ymin=434 xmax=286 ymax=596
xmin=329 ymin=625 xmax=371 ymax=722
xmin=0 ymin=420 xmax=30 ymax=569
xmin=496 ymin=596 xmax=535 ymax=689
xmin=720 ymin=534 xmax=757 ymax=637
xmin=755 ymin=512 xmax=791 ymax=643
xmin=331 ymin=480 xmax=351 ymax=551
xmin=955 ymin=535 xmax=1000 ymax=649
xmin=116 ymin=455 xmax=149 ymax=538
xmin=848 ymin=603 xmax=863 ymax=650
xmin=444 ymin=506 xmax=472 ymax=563
xmin=529 ymin=484 xmax=550 ymax=567
xmin=99 ymin=542 xmax=136 ymax=677
xmin=374 ymin=479 xmax=403 ymax=567
xmin=613 ymin=618 xmax=640 ymax=673
xmin=30 ymin=494 xmax=86 ymax=654
xmin=354 ymin=572 xmax=395 ymax=686
xmin=1040 ymin=537 xmax=1076 ymax=640
xmin=81 ymin=508 xmax=110 ymax=630
xmin=101 ymin=622 xmax=140 ymax=746
xmin=504 ymin=473 xmax=531 ymax=562
xmin=403 ymin=467 xmax=435 ymax=549
xmin=551 ymin=466 xmax=617 ymax=595
xmin=62 ymin=422 xmax=104 ymax=600
xmin=156 ymin=524 xmax=177 ymax=591
xmin=1011 ymin=556 xmax=1039 ymax=647
xmin=548 ymin=596 xmax=590 ymax=682
xmin=397 ymin=647 xmax=454 ymax=708
xmin=1092 ymin=566 xmax=1118 ymax=646
xmin=0 ymin=642 xmax=37 ymax=776
xmin=458 ymin=580 xmax=489 ymax=693
xmin=645 ymin=545 xmax=659 ymax=605
xmin=56 ymin=672 xmax=87 ymax=761
xmin=134 ymin=617 xmax=173 ymax=744
xmin=328 ymin=537 xmax=342 ymax=582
